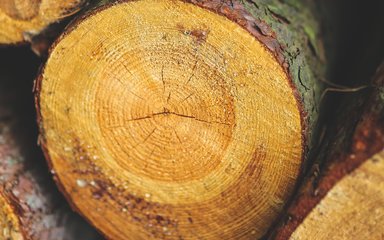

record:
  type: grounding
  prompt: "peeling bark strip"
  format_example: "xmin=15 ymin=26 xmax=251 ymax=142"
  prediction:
xmin=272 ymin=64 xmax=384 ymax=240
xmin=0 ymin=49 xmax=101 ymax=240
xmin=36 ymin=0 xmax=325 ymax=239
xmin=0 ymin=0 xmax=87 ymax=45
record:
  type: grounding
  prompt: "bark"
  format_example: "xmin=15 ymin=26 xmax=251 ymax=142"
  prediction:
xmin=271 ymin=62 xmax=384 ymax=239
xmin=0 ymin=47 xmax=102 ymax=240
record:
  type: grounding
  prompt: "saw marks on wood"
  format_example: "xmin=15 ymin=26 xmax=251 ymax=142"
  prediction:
xmin=0 ymin=0 xmax=85 ymax=44
xmin=291 ymin=151 xmax=384 ymax=240
xmin=37 ymin=0 xmax=303 ymax=239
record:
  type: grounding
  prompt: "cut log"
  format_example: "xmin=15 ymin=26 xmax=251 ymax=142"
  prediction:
xmin=35 ymin=0 xmax=325 ymax=239
xmin=272 ymin=63 xmax=384 ymax=240
xmin=0 ymin=47 xmax=101 ymax=240
xmin=0 ymin=0 xmax=87 ymax=45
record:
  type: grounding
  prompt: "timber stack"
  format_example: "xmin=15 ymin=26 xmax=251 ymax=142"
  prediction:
xmin=0 ymin=0 xmax=383 ymax=239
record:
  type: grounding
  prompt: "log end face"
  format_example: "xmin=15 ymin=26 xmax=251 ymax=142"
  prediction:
xmin=37 ymin=0 xmax=305 ymax=239
xmin=0 ymin=0 xmax=40 ymax=21
xmin=290 ymin=151 xmax=384 ymax=240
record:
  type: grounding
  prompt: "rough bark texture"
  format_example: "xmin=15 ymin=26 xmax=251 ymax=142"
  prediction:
xmin=236 ymin=0 xmax=324 ymax=152
xmin=265 ymin=2 xmax=384 ymax=237
xmin=0 ymin=47 xmax=102 ymax=240
xmin=271 ymin=61 xmax=384 ymax=239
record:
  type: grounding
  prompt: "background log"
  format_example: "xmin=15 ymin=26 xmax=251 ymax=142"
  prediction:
xmin=0 ymin=0 xmax=88 ymax=46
